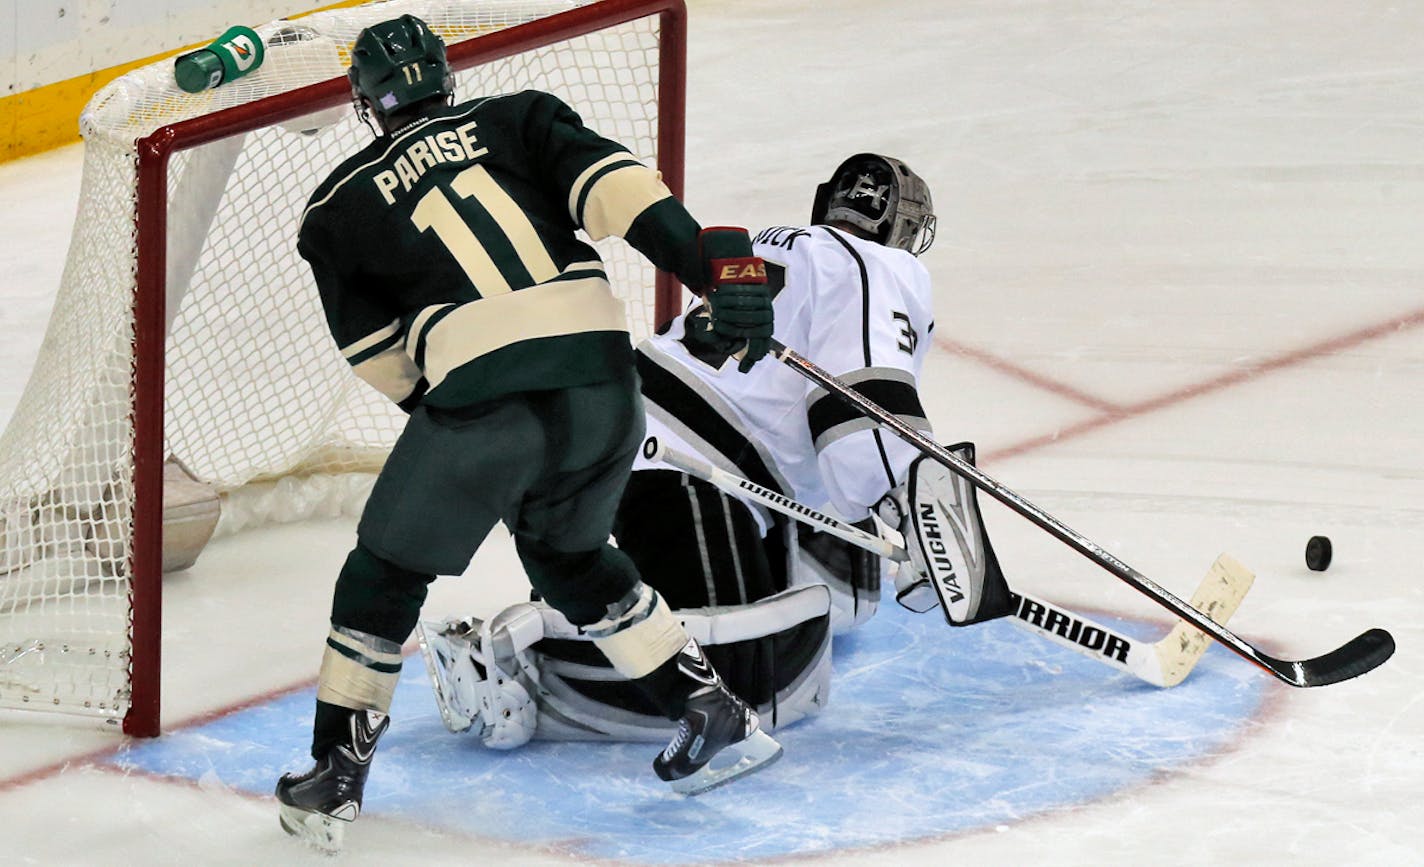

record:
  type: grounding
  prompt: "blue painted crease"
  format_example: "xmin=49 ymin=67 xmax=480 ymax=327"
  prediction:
xmin=107 ymin=602 xmax=1266 ymax=863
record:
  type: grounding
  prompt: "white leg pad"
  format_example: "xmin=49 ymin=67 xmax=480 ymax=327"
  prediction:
xmin=416 ymin=611 xmax=540 ymax=748
xmin=423 ymin=586 xmax=834 ymax=746
xmin=415 ymin=621 xmax=481 ymax=734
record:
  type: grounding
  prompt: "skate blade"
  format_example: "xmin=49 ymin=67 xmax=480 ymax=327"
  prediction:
xmin=278 ymin=801 xmax=347 ymax=853
xmin=415 ymin=620 xmax=475 ymax=734
xmin=668 ymin=729 xmax=784 ymax=796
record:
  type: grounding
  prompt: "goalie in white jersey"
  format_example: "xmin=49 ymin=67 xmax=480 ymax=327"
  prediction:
xmin=622 ymin=153 xmax=937 ymax=631
xmin=419 ymin=154 xmax=1011 ymax=747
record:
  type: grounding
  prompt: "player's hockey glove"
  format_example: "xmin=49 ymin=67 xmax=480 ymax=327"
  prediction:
xmin=699 ymin=227 xmax=773 ymax=373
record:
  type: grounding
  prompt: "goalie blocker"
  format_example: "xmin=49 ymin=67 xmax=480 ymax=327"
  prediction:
xmin=877 ymin=443 xmax=1015 ymax=625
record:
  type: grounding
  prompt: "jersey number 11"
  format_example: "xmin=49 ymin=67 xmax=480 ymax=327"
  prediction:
xmin=410 ymin=164 xmax=560 ymax=296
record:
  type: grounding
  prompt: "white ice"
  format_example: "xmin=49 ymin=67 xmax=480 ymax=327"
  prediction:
xmin=1 ymin=0 xmax=1422 ymax=864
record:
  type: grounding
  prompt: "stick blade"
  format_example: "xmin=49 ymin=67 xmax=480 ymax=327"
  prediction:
xmin=1267 ymin=628 xmax=1396 ymax=688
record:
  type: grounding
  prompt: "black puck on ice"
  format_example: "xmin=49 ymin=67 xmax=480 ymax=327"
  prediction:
xmin=1305 ymin=535 xmax=1333 ymax=571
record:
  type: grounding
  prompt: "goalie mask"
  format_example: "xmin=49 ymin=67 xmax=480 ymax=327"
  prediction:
xmin=811 ymin=153 xmax=937 ymax=256
xmin=348 ymin=15 xmax=455 ymax=130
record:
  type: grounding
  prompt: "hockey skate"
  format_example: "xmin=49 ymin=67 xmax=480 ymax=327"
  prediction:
xmin=653 ymin=641 xmax=783 ymax=795
xmin=275 ymin=709 xmax=389 ymax=852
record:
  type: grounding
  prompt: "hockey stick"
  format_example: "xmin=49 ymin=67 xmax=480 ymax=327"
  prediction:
xmin=767 ymin=340 xmax=1394 ymax=688
xmin=643 ymin=437 xmax=1253 ymax=687
xmin=642 ymin=437 xmax=908 ymax=560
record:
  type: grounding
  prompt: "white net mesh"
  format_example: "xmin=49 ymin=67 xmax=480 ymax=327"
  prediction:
xmin=0 ymin=0 xmax=674 ymax=725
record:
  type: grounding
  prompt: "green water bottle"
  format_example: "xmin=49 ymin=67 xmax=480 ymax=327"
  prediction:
xmin=174 ymin=26 xmax=266 ymax=93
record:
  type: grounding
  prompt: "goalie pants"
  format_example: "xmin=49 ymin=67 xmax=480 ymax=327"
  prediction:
xmin=608 ymin=468 xmax=788 ymax=714
xmin=614 ymin=469 xmax=882 ymax=636
xmin=591 ymin=469 xmax=840 ymax=722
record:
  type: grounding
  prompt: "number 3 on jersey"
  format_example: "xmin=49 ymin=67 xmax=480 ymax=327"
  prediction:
xmin=410 ymin=164 xmax=559 ymax=296
xmin=893 ymin=311 xmax=918 ymax=354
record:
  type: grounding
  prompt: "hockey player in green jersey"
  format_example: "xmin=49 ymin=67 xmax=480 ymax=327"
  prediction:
xmin=276 ymin=14 xmax=780 ymax=851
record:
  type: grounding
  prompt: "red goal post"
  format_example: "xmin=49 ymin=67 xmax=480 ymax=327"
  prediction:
xmin=0 ymin=0 xmax=686 ymax=738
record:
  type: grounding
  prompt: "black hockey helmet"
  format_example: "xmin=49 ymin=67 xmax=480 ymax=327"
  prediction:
xmin=348 ymin=15 xmax=455 ymax=127
xmin=810 ymin=153 xmax=936 ymax=255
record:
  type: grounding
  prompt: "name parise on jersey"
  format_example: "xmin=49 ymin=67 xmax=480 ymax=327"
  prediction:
xmin=299 ymin=90 xmax=697 ymax=411
xmin=370 ymin=119 xmax=486 ymax=204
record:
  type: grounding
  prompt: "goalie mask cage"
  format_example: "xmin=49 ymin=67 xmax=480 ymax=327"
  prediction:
xmin=0 ymin=0 xmax=686 ymax=737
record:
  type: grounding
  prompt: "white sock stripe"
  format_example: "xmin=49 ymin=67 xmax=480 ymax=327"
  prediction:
xmin=583 ymin=584 xmax=657 ymax=639
xmin=317 ymin=643 xmax=400 ymax=713
xmin=327 ymin=625 xmax=403 ymax=668
xmin=589 ymin=589 xmax=690 ymax=680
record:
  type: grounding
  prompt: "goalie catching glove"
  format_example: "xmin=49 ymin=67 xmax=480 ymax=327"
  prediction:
xmin=874 ymin=442 xmax=1015 ymax=625
xmin=697 ymin=227 xmax=773 ymax=372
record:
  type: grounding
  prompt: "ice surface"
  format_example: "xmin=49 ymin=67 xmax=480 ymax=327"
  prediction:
xmin=1 ymin=1 xmax=1421 ymax=864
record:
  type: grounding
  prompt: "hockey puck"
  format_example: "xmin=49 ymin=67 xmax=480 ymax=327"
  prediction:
xmin=1305 ymin=535 xmax=1332 ymax=571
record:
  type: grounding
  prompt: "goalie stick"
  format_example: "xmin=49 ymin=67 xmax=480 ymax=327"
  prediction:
xmin=767 ymin=340 xmax=1394 ymax=688
xmin=643 ymin=437 xmax=1253 ymax=687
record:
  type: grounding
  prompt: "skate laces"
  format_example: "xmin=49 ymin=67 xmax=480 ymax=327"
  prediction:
xmin=661 ymin=717 xmax=694 ymax=763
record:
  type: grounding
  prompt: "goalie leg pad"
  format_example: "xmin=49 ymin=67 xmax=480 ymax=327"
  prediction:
xmin=416 ymin=620 xmax=483 ymax=734
xmin=416 ymin=604 xmax=544 ymax=748
xmin=421 ymin=586 xmax=835 ymax=748
xmin=534 ymin=584 xmax=833 ymax=739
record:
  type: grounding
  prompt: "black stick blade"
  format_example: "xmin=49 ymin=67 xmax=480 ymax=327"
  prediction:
xmin=1264 ymin=628 xmax=1395 ymax=688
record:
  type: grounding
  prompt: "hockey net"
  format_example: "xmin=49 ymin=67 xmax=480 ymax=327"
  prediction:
xmin=0 ymin=0 xmax=685 ymax=735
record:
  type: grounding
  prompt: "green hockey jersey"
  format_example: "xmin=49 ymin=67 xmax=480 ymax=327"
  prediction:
xmin=298 ymin=90 xmax=702 ymax=410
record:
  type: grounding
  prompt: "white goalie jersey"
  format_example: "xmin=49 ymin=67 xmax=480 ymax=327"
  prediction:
xmin=633 ymin=224 xmax=935 ymax=526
